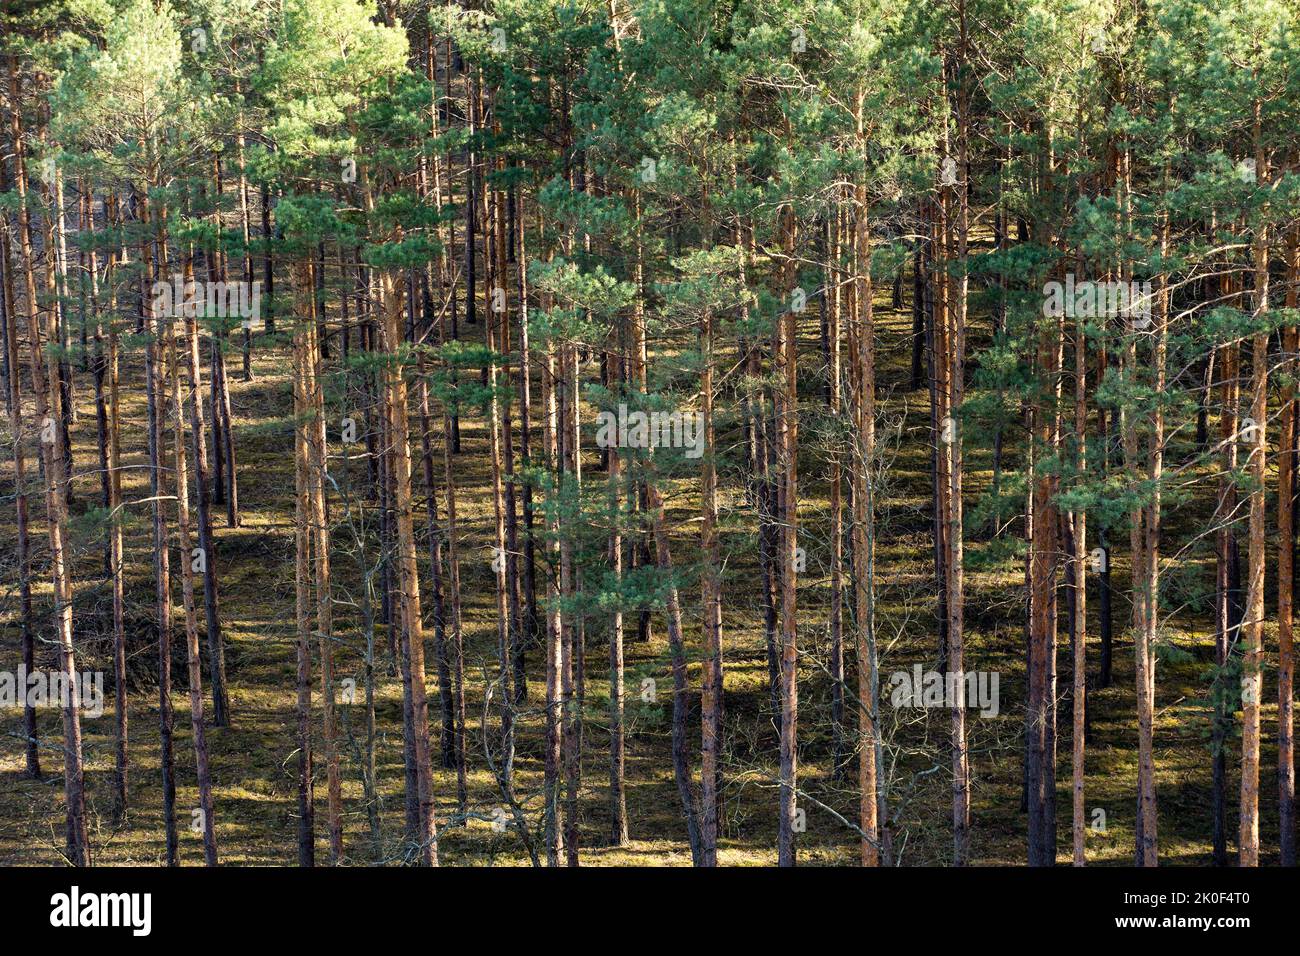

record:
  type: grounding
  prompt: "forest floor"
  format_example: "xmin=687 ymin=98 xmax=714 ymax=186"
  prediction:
xmin=0 ymin=275 xmax=1283 ymax=866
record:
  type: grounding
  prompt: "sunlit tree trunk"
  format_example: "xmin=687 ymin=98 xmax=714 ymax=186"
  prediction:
xmin=700 ymin=302 xmax=722 ymax=867
xmin=1240 ymin=119 xmax=1268 ymax=867
xmin=292 ymin=261 xmax=315 ymax=867
xmin=0 ymin=151 xmax=39 ymax=781
xmin=1280 ymin=226 xmax=1298 ymax=867
xmin=180 ymin=262 xmax=229 ymax=727
xmin=303 ymin=278 xmax=341 ymax=864
xmin=169 ymin=311 xmax=217 ymax=866
xmin=378 ymin=268 xmax=439 ymax=865
xmin=775 ymin=202 xmax=799 ymax=868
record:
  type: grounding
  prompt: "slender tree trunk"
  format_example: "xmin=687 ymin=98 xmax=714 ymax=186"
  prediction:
xmin=181 ymin=264 xmax=229 ymax=727
xmin=169 ymin=315 xmax=218 ymax=866
xmin=828 ymin=209 xmax=846 ymax=785
xmin=647 ymin=476 xmax=703 ymax=865
xmin=487 ymin=180 xmax=517 ymax=790
xmin=302 ymin=281 xmax=342 ymax=864
xmin=1071 ymin=287 xmax=1088 ymax=866
xmin=1213 ymin=335 xmax=1239 ymax=866
xmin=608 ymin=427 xmax=629 ymax=847
xmin=1027 ymin=318 xmax=1060 ymax=867
xmin=543 ymin=335 xmax=565 ymax=865
xmin=775 ymin=203 xmax=799 ymax=868
xmin=846 ymin=161 xmax=884 ymax=865
xmin=1240 ymin=121 xmax=1268 ymax=867
xmin=108 ymin=329 xmax=126 ymax=813
xmin=1116 ymin=145 xmax=1158 ymax=866
xmin=516 ymin=186 xmax=540 ymax=682
xmin=292 ymin=262 xmax=315 ymax=868
xmin=0 ymin=152 xmax=40 ymax=781
xmin=950 ymin=29 xmax=973 ymax=864
xmin=378 ymin=267 xmax=439 ymax=865
xmin=700 ymin=304 xmax=723 ymax=866
xmin=440 ymin=386 xmax=469 ymax=815
xmin=561 ymin=342 xmax=581 ymax=866
xmin=1280 ymin=227 xmax=1298 ymax=866
xmin=146 ymin=211 xmax=179 ymax=868
xmin=417 ymin=357 xmax=454 ymax=779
